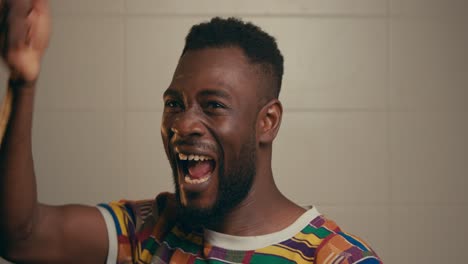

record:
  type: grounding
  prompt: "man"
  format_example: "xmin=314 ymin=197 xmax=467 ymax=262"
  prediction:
xmin=0 ymin=1 xmax=382 ymax=263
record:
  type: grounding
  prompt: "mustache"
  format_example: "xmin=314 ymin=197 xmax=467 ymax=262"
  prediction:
xmin=170 ymin=138 xmax=218 ymax=153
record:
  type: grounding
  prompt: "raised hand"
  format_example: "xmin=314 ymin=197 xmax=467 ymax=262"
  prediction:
xmin=0 ymin=0 xmax=51 ymax=83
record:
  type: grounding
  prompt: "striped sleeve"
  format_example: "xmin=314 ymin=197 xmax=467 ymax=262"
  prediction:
xmin=97 ymin=200 xmax=141 ymax=264
xmin=315 ymin=232 xmax=382 ymax=264
xmin=96 ymin=206 xmax=118 ymax=264
xmin=97 ymin=193 xmax=176 ymax=264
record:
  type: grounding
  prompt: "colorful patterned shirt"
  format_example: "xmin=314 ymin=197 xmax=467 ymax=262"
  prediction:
xmin=97 ymin=193 xmax=382 ymax=264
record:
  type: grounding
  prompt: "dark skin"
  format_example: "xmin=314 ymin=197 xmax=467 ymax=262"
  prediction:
xmin=1 ymin=1 xmax=108 ymax=263
xmin=162 ymin=47 xmax=305 ymax=235
xmin=0 ymin=1 xmax=304 ymax=262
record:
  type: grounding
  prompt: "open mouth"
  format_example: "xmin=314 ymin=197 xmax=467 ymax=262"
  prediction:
xmin=176 ymin=152 xmax=216 ymax=185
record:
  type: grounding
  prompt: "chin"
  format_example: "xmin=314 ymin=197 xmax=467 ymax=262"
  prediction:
xmin=180 ymin=191 xmax=218 ymax=210
xmin=177 ymin=197 xmax=223 ymax=227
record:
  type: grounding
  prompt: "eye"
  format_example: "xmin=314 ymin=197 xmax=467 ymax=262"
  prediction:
xmin=206 ymin=101 xmax=225 ymax=109
xmin=164 ymin=100 xmax=183 ymax=111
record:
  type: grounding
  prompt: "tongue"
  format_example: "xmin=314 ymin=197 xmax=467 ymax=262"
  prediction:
xmin=188 ymin=160 xmax=213 ymax=179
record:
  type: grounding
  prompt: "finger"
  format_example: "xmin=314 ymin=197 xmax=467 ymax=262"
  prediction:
xmin=7 ymin=16 xmax=29 ymax=50
xmin=6 ymin=0 xmax=32 ymax=13
xmin=6 ymin=0 xmax=32 ymax=49
xmin=25 ymin=8 xmax=37 ymax=46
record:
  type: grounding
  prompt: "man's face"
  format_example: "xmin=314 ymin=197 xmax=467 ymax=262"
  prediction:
xmin=161 ymin=47 xmax=262 ymax=224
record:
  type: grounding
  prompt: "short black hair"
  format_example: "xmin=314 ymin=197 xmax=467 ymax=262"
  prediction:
xmin=182 ymin=17 xmax=284 ymax=98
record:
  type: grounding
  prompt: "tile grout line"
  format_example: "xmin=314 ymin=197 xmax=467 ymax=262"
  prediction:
xmin=386 ymin=0 xmax=391 ymax=205
xmin=32 ymin=107 xmax=467 ymax=113
xmin=385 ymin=0 xmax=393 ymax=256
xmin=118 ymin=108 xmax=391 ymax=113
xmin=121 ymin=2 xmax=129 ymax=198
xmin=51 ymin=13 xmax=388 ymax=19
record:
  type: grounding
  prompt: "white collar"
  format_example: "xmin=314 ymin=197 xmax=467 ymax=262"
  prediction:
xmin=204 ymin=207 xmax=320 ymax=251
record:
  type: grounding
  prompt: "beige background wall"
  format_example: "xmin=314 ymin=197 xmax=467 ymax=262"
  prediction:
xmin=1 ymin=0 xmax=467 ymax=263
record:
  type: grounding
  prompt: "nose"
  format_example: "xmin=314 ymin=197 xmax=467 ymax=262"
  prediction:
xmin=170 ymin=110 xmax=205 ymax=138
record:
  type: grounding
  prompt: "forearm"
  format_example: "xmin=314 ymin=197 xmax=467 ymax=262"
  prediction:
xmin=0 ymin=80 xmax=39 ymax=242
xmin=0 ymin=81 xmax=109 ymax=264
xmin=0 ymin=2 xmax=108 ymax=262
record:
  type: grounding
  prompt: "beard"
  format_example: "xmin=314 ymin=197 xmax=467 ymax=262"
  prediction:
xmin=172 ymin=136 xmax=256 ymax=228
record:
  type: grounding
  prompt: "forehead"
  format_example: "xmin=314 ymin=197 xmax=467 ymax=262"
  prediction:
xmin=168 ymin=47 xmax=261 ymax=98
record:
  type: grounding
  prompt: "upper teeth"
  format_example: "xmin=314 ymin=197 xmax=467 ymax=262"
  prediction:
xmin=179 ymin=153 xmax=213 ymax=161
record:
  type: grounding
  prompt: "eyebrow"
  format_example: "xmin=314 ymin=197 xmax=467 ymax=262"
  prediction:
xmin=198 ymin=89 xmax=232 ymax=100
xmin=163 ymin=87 xmax=233 ymax=100
xmin=163 ymin=89 xmax=180 ymax=98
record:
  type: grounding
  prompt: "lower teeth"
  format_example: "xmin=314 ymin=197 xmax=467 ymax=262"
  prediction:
xmin=185 ymin=175 xmax=209 ymax=184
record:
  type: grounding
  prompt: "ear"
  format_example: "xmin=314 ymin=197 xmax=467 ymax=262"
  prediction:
xmin=257 ymin=99 xmax=283 ymax=145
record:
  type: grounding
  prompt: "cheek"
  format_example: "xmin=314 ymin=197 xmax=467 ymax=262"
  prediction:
xmin=216 ymin=117 xmax=256 ymax=158
xmin=216 ymin=118 xmax=244 ymax=146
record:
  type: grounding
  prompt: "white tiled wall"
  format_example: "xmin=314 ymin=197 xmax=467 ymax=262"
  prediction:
xmin=1 ymin=0 xmax=467 ymax=263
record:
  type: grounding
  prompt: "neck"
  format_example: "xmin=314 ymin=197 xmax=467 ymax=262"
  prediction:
xmin=209 ymin=160 xmax=305 ymax=236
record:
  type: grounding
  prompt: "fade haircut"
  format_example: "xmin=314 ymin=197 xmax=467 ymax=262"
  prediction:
xmin=181 ymin=17 xmax=284 ymax=99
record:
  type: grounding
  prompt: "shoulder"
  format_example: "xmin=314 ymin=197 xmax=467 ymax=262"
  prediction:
xmin=97 ymin=192 xmax=178 ymax=263
xmin=98 ymin=192 xmax=177 ymax=233
xmin=312 ymin=215 xmax=382 ymax=264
